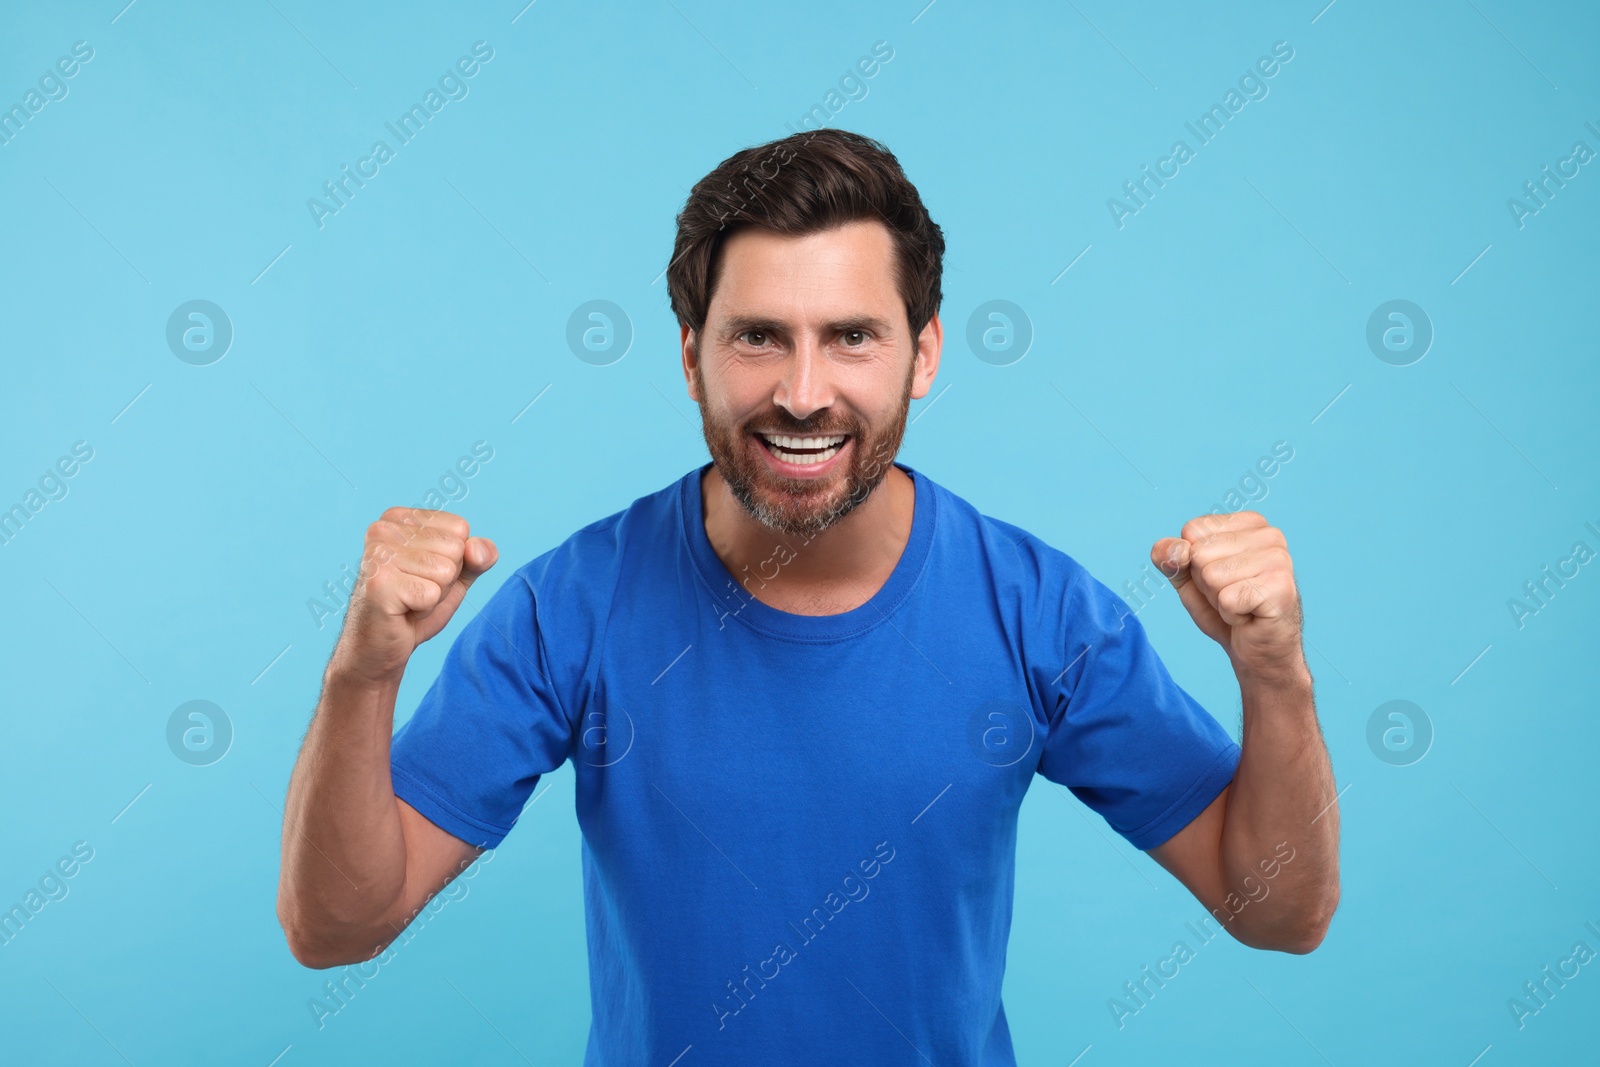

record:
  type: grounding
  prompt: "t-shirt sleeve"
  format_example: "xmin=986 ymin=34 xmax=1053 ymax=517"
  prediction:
xmin=1035 ymin=564 xmax=1241 ymax=851
xmin=389 ymin=568 xmax=575 ymax=850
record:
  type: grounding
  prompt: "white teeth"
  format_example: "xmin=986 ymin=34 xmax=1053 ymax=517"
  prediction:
xmin=759 ymin=433 xmax=847 ymax=466
xmin=763 ymin=434 xmax=846 ymax=450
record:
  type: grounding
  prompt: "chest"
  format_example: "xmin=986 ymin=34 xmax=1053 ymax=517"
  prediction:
xmin=566 ymin=595 xmax=1049 ymax=876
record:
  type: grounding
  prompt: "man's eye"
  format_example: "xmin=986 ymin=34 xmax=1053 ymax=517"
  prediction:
xmin=842 ymin=330 xmax=868 ymax=346
xmin=739 ymin=330 xmax=769 ymax=346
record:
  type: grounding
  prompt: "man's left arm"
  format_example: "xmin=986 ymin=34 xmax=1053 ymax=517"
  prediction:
xmin=1144 ymin=510 xmax=1341 ymax=954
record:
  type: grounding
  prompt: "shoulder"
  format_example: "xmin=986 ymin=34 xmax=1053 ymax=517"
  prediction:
xmin=919 ymin=471 xmax=1097 ymax=597
xmin=501 ymin=472 xmax=683 ymax=617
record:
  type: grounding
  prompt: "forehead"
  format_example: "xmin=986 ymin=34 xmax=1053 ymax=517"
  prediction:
xmin=710 ymin=219 xmax=900 ymax=320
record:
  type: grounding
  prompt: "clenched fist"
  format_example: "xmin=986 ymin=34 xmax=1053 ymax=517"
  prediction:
xmin=331 ymin=507 xmax=498 ymax=685
xmin=1151 ymin=510 xmax=1306 ymax=682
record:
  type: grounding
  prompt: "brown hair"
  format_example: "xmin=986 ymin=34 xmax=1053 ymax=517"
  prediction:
xmin=666 ymin=128 xmax=945 ymax=345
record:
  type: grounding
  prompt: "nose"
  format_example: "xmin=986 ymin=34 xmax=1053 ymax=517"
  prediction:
xmin=773 ymin=337 xmax=833 ymax=423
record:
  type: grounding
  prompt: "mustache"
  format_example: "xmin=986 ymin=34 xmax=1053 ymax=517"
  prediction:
xmin=745 ymin=416 xmax=856 ymax=436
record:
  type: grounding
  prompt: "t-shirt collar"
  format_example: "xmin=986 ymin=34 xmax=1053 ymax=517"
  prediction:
xmin=681 ymin=459 xmax=935 ymax=642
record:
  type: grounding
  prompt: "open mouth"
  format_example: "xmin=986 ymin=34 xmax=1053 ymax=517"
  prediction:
xmin=754 ymin=432 xmax=849 ymax=467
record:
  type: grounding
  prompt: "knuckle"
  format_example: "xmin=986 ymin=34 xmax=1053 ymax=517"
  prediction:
xmin=389 ymin=505 xmax=428 ymax=527
xmin=398 ymin=511 xmax=433 ymax=539
xmin=417 ymin=548 xmax=462 ymax=583
xmin=361 ymin=555 xmax=395 ymax=588
xmin=360 ymin=541 xmax=394 ymax=576
xmin=1190 ymin=539 xmax=1227 ymax=568
xmin=405 ymin=572 xmax=442 ymax=605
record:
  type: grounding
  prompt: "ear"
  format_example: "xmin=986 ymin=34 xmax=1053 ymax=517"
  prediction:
xmin=681 ymin=323 xmax=701 ymax=402
xmin=910 ymin=311 xmax=943 ymax=401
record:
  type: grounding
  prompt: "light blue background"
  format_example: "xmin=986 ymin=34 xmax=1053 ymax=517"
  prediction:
xmin=2 ymin=0 xmax=1597 ymax=1063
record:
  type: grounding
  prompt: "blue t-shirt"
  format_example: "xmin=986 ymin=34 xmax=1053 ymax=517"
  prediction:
xmin=390 ymin=461 xmax=1239 ymax=1065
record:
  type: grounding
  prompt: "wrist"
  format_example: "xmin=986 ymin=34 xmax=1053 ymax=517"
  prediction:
xmin=323 ymin=651 xmax=406 ymax=696
xmin=1231 ymin=653 xmax=1313 ymax=694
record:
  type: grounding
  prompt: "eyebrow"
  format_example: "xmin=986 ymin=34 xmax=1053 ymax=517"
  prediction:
xmin=717 ymin=314 xmax=895 ymax=338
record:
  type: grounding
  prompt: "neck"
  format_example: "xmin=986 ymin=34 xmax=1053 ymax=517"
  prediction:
xmin=701 ymin=464 xmax=915 ymax=612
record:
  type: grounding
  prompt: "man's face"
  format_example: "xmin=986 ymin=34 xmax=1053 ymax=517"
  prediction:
xmin=682 ymin=219 xmax=941 ymax=539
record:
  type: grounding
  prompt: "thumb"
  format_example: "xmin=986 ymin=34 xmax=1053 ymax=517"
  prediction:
xmin=1151 ymin=537 xmax=1214 ymax=624
xmin=461 ymin=536 xmax=498 ymax=584
xmin=1151 ymin=537 xmax=1189 ymax=584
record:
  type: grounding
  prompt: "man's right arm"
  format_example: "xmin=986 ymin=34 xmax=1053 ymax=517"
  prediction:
xmin=275 ymin=508 xmax=498 ymax=969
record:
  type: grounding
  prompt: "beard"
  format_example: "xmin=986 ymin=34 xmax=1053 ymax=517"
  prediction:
xmin=694 ymin=353 xmax=917 ymax=539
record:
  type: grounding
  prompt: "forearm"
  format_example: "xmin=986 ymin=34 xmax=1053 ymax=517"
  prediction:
xmin=1218 ymin=659 xmax=1340 ymax=952
xmin=277 ymin=662 xmax=410 ymax=962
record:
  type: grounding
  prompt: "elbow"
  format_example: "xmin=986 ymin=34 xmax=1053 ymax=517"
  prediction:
xmin=1235 ymin=918 xmax=1329 ymax=956
xmin=277 ymin=905 xmax=340 ymax=970
xmin=1270 ymin=883 xmax=1341 ymax=955
xmin=282 ymin=927 xmax=346 ymax=970
xmin=277 ymin=894 xmax=386 ymax=970
xmin=1234 ymin=881 xmax=1340 ymax=955
xmin=282 ymin=923 xmax=381 ymax=970
xmin=284 ymin=934 xmax=344 ymax=971
xmin=1276 ymin=923 xmax=1330 ymax=956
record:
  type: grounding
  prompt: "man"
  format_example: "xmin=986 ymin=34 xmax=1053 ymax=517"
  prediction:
xmin=275 ymin=128 xmax=1340 ymax=1064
